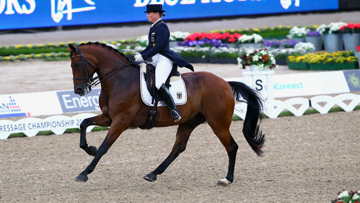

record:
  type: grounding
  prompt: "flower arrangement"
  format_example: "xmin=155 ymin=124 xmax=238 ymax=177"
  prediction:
xmin=237 ymin=48 xmax=277 ymax=70
xmin=316 ymin=22 xmax=348 ymax=34
xmin=237 ymin=34 xmax=264 ymax=44
xmin=211 ymin=47 xmax=239 ymax=58
xmin=263 ymin=39 xmax=300 ymax=48
xmin=340 ymin=23 xmax=360 ymax=33
xmin=185 ymin=32 xmax=242 ymax=43
xmin=136 ymin=35 xmax=149 ymax=46
xmin=288 ymin=51 xmax=358 ymax=64
xmin=121 ymin=45 xmax=145 ymax=55
xmin=293 ymin=42 xmax=315 ymax=54
xmin=0 ymin=52 xmax=69 ymax=61
xmin=288 ymin=26 xmax=309 ymax=38
xmin=172 ymin=46 xmax=211 ymax=58
xmin=178 ymin=38 xmax=226 ymax=48
xmin=169 ymin=31 xmax=191 ymax=41
xmin=269 ymin=48 xmax=302 ymax=59
xmin=332 ymin=190 xmax=360 ymax=203
xmin=307 ymin=30 xmax=321 ymax=37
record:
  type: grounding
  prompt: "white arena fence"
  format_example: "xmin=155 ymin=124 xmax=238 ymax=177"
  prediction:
xmin=1 ymin=70 xmax=360 ymax=140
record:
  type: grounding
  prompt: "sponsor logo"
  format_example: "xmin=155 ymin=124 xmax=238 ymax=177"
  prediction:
xmin=51 ymin=0 xmax=96 ymax=23
xmin=344 ymin=70 xmax=360 ymax=91
xmin=274 ymin=82 xmax=304 ymax=90
xmin=0 ymin=96 xmax=28 ymax=118
xmin=280 ymin=0 xmax=300 ymax=9
xmin=0 ymin=0 xmax=36 ymax=15
xmin=56 ymin=89 xmax=100 ymax=113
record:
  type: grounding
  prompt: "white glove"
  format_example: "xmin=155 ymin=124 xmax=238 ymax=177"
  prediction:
xmin=134 ymin=53 xmax=144 ymax=62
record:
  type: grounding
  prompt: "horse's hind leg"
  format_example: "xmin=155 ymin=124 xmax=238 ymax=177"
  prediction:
xmin=205 ymin=109 xmax=238 ymax=186
xmin=79 ymin=114 xmax=111 ymax=156
xmin=143 ymin=113 xmax=206 ymax=182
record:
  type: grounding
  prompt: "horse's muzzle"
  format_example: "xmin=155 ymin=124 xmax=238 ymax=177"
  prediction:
xmin=75 ymin=84 xmax=92 ymax=96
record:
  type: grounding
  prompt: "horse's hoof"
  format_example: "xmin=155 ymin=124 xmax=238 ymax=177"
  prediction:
xmin=74 ymin=174 xmax=88 ymax=182
xmin=143 ymin=173 xmax=157 ymax=182
xmin=217 ymin=178 xmax=232 ymax=187
xmin=88 ymin=146 xmax=97 ymax=156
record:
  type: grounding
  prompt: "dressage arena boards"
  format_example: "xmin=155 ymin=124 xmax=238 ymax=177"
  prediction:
xmin=1 ymin=10 xmax=360 ymax=202
xmin=0 ymin=60 xmax=360 ymax=202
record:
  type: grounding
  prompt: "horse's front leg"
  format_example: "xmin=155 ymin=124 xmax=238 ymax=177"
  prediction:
xmin=75 ymin=119 xmax=127 ymax=182
xmin=80 ymin=114 xmax=111 ymax=156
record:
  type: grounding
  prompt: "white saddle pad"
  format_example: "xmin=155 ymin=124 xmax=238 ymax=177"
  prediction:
xmin=140 ymin=68 xmax=187 ymax=106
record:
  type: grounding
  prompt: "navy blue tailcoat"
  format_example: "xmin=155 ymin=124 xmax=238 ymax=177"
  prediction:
xmin=140 ymin=20 xmax=194 ymax=71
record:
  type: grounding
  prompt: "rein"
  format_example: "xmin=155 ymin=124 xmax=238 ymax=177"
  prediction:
xmin=70 ymin=47 xmax=133 ymax=87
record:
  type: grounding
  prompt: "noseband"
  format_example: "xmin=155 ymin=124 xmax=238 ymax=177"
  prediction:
xmin=70 ymin=46 xmax=133 ymax=87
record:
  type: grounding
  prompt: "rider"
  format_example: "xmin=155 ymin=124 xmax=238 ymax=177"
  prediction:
xmin=133 ymin=3 xmax=194 ymax=123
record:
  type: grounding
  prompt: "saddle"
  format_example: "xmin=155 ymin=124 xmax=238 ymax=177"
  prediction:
xmin=141 ymin=62 xmax=180 ymax=102
xmin=139 ymin=62 xmax=182 ymax=130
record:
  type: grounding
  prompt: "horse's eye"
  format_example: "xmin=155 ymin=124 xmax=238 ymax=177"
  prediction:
xmin=74 ymin=63 xmax=80 ymax=68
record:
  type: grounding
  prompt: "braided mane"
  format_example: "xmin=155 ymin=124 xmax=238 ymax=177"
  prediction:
xmin=78 ymin=41 xmax=131 ymax=62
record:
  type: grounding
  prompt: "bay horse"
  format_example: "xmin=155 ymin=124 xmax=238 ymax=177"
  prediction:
xmin=67 ymin=42 xmax=265 ymax=186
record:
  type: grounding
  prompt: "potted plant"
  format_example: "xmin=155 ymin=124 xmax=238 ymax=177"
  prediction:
xmin=293 ymin=42 xmax=315 ymax=54
xmin=172 ymin=46 xmax=210 ymax=63
xmin=237 ymin=48 xmax=277 ymax=71
xmin=237 ymin=48 xmax=277 ymax=101
xmin=238 ymin=34 xmax=264 ymax=50
xmin=216 ymin=32 xmax=242 ymax=48
xmin=357 ymin=45 xmax=360 ymax=68
xmin=316 ymin=22 xmax=347 ymax=53
xmin=340 ymin=23 xmax=360 ymax=52
xmin=287 ymin=54 xmax=310 ymax=70
xmin=305 ymin=30 xmax=323 ymax=52
xmin=332 ymin=190 xmax=360 ymax=203
xmin=307 ymin=51 xmax=358 ymax=70
xmin=208 ymin=47 xmax=238 ymax=64
xmin=288 ymin=26 xmax=308 ymax=42
xmin=169 ymin=31 xmax=190 ymax=48
xmin=178 ymin=38 xmax=226 ymax=48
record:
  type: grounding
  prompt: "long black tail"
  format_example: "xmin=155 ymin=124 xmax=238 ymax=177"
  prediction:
xmin=228 ymin=81 xmax=265 ymax=156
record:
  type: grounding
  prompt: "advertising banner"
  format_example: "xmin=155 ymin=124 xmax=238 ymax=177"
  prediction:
xmin=0 ymin=0 xmax=339 ymax=30
xmin=0 ymin=113 xmax=98 ymax=139
xmin=272 ymin=71 xmax=350 ymax=98
xmin=1 ymin=70 xmax=357 ymax=119
xmin=56 ymin=89 xmax=101 ymax=113
xmin=0 ymin=92 xmax=63 ymax=118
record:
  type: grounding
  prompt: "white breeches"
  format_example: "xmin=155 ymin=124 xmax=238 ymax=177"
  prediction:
xmin=151 ymin=54 xmax=173 ymax=90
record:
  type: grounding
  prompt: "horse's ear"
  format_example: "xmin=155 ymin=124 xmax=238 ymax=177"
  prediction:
xmin=68 ymin=44 xmax=76 ymax=54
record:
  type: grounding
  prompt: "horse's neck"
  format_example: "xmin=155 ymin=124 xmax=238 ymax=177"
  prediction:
xmin=97 ymin=56 xmax=139 ymax=95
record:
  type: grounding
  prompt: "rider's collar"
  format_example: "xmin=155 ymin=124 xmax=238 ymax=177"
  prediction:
xmin=151 ymin=18 xmax=162 ymax=27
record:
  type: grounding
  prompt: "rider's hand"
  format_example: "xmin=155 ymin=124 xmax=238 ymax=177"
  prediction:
xmin=134 ymin=53 xmax=144 ymax=62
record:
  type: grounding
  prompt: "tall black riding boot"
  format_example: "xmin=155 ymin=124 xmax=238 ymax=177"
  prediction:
xmin=158 ymin=84 xmax=181 ymax=122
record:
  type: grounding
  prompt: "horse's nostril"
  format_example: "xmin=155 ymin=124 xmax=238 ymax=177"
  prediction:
xmin=76 ymin=88 xmax=82 ymax=93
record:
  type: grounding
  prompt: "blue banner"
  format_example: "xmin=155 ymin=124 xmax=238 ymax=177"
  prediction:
xmin=0 ymin=0 xmax=339 ymax=30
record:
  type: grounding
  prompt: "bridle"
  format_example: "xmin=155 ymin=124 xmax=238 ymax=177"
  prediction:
xmin=70 ymin=46 xmax=133 ymax=88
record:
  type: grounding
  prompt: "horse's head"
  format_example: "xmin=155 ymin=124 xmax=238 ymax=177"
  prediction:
xmin=68 ymin=44 xmax=98 ymax=96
